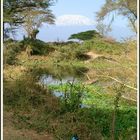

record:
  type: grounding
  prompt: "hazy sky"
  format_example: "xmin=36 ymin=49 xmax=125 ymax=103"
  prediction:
xmin=16 ymin=0 xmax=136 ymax=42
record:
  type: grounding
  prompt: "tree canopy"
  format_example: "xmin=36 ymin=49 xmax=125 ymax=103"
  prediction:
xmin=96 ymin=0 xmax=137 ymax=33
xmin=22 ymin=2 xmax=55 ymax=39
xmin=68 ymin=30 xmax=102 ymax=41
xmin=3 ymin=0 xmax=56 ymax=39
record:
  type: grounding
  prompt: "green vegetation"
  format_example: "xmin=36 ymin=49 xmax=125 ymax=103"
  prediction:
xmin=4 ymin=36 xmax=137 ymax=139
xmin=3 ymin=0 xmax=56 ymax=39
xmin=81 ymin=38 xmax=125 ymax=54
xmin=4 ymin=74 xmax=136 ymax=140
xmin=68 ymin=30 xmax=101 ymax=41
xmin=3 ymin=0 xmax=137 ymax=139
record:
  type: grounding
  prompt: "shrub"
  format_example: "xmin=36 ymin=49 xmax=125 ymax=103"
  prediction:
xmin=49 ymin=82 xmax=85 ymax=113
xmin=20 ymin=38 xmax=55 ymax=55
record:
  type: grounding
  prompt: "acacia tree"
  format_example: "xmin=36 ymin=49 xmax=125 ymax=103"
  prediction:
xmin=22 ymin=0 xmax=56 ymax=39
xmin=96 ymin=0 xmax=137 ymax=33
xmin=22 ymin=6 xmax=55 ymax=39
xmin=68 ymin=30 xmax=101 ymax=41
xmin=3 ymin=0 xmax=56 ymax=39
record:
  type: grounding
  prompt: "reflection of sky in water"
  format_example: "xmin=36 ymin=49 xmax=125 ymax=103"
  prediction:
xmin=53 ymin=91 xmax=64 ymax=97
xmin=40 ymin=75 xmax=78 ymax=86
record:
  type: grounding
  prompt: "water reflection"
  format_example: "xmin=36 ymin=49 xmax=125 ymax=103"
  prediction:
xmin=40 ymin=75 xmax=78 ymax=86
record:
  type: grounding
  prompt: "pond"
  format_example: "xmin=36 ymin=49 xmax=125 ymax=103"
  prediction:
xmin=39 ymin=69 xmax=118 ymax=109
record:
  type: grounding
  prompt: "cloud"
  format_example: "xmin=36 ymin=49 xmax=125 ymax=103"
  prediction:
xmin=55 ymin=14 xmax=95 ymax=26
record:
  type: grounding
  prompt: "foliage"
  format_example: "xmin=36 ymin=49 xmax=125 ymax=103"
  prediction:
xmin=4 ymin=0 xmax=24 ymax=24
xmin=3 ymin=0 xmax=56 ymax=39
xmin=22 ymin=3 xmax=55 ymax=38
xmin=3 ymin=75 xmax=102 ymax=139
xmin=4 ymin=75 xmax=136 ymax=139
xmin=68 ymin=30 xmax=102 ymax=41
xmin=3 ymin=0 xmax=137 ymax=139
xmin=3 ymin=34 xmax=137 ymax=140
xmin=3 ymin=0 xmax=28 ymax=38
xmin=96 ymin=0 xmax=137 ymax=33
xmin=48 ymin=83 xmax=136 ymax=110
xmin=20 ymin=38 xmax=55 ymax=55
xmin=50 ymin=82 xmax=85 ymax=112
xmin=47 ymin=42 xmax=90 ymax=62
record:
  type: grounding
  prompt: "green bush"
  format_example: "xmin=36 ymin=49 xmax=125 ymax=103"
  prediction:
xmin=60 ymin=83 xmax=85 ymax=112
xmin=20 ymin=38 xmax=55 ymax=55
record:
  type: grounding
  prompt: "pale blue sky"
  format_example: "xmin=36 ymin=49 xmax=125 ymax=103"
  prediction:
xmin=15 ymin=0 xmax=136 ymax=42
xmin=51 ymin=0 xmax=104 ymax=17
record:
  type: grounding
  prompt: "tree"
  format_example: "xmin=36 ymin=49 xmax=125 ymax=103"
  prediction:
xmin=3 ymin=0 xmax=24 ymax=25
xmin=22 ymin=5 xmax=55 ymax=39
xmin=96 ymin=0 xmax=137 ymax=33
xmin=3 ymin=0 xmax=56 ymax=39
xmin=68 ymin=30 xmax=102 ymax=41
